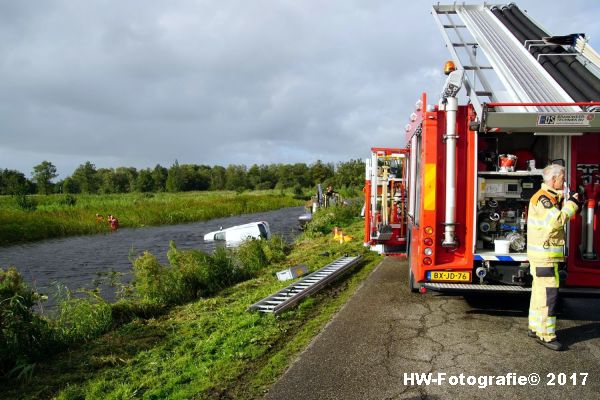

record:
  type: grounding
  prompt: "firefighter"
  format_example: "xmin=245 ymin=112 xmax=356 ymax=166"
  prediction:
xmin=527 ymin=164 xmax=581 ymax=351
xmin=324 ymin=185 xmax=337 ymax=207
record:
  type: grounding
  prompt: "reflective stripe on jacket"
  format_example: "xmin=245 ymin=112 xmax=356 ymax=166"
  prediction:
xmin=527 ymin=183 xmax=578 ymax=262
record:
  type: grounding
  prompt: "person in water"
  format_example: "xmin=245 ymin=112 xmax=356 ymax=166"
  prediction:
xmin=107 ymin=214 xmax=120 ymax=231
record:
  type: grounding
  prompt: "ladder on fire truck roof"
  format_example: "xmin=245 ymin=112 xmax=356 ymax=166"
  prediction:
xmin=248 ymin=255 xmax=362 ymax=314
xmin=431 ymin=3 xmax=600 ymax=132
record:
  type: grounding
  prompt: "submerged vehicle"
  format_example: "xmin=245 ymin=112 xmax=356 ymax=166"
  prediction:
xmin=203 ymin=221 xmax=271 ymax=244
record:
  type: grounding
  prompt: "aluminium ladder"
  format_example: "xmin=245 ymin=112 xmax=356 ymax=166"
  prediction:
xmin=432 ymin=4 xmax=577 ymax=115
xmin=248 ymin=255 xmax=362 ymax=314
xmin=431 ymin=4 xmax=600 ymax=133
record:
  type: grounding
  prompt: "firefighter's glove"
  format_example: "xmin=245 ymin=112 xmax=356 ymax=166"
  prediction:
xmin=568 ymin=191 xmax=583 ymax=211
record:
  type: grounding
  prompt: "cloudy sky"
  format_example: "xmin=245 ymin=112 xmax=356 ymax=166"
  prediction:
xmin=1 ymin=0 xmax=599 ymax=178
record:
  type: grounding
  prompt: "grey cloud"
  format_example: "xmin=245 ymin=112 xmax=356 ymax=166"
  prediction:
xmin=0 ymin=0 xmax=598 ymax=176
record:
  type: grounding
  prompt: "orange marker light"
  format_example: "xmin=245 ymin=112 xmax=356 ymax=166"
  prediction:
xmin=444 ymin=60 xmax=456 ymax=75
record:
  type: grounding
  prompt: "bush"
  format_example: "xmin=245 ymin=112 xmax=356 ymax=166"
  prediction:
xmin=133 ymin=242 xmax=249 ymax=306
xmin=59 ymin=194 xmax=77 ymax=206
xmin=261 ymin=235 xmax=288 ymax=263
xmin=202 ymin=246 xmax=245 ymax=293
xmin=167 ymin=241 xmax=211 ymax=301
xmin=131 ymin=252 xmax=175 ymax=305
xmin=0 ymin=267 xmax=50 ymax=375
xmin=13 ymin=195 xmax=37 ymax=211
xmin=235 ymin=239 xmax=268 ymax=276
xmin=53 ymin=288 xmax=112 ymax=344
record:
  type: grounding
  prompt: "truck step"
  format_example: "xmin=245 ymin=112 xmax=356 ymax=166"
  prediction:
xmin=423 ymin=283 xmax=600 ymax=296
xmin=423 ymin=283 xmax=530 ymax=293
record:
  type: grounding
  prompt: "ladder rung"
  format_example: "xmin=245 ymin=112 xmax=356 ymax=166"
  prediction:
xmin=464 ymin=65 xmax=493 ymax=70
xmin=452 ymin=42 xmax=478 ymax=47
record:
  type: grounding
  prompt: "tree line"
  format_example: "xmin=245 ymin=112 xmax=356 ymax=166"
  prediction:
xmin=0 ymin=159 xmax=366 ymax=195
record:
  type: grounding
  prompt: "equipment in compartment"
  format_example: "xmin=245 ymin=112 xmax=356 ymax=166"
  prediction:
xmin=476 ymin=174 xmax=541 ymax=252
xmin=498 ymin=154 xmax=517 ymax=172
xmin=481 ymin=178 xmax=522 ymax=198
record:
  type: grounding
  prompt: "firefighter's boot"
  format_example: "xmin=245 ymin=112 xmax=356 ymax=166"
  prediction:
xmin=536 ymin=338 xmax=564 ymax=351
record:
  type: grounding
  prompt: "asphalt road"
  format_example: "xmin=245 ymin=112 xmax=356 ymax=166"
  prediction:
xmin=265 ymin=257 xmax=600 ymax=399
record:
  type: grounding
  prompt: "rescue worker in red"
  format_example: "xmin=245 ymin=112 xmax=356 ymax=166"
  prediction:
xmin=527 ymin=164 xmax=581 ymax=351
xmin=108 ymin=214 xmax=120 ymax=231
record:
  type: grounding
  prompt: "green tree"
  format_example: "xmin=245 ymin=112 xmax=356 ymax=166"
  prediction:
xmin=195 ymin=165 xmax=212 ymax=191
xmin=225 ymin=165 xmax=248 ymax=191
xmin=310 ymin=160 xmax=334 ymax=186
xmin=135 ymin=169 xmax=154 ymax=192
xmin=247 ymin=164 xmax=261 ymax=190
xmin=118 ymin=167 xmax=138 ymax=193
xmin=31 ymin=161 xmax=58 ymax=195
xmin=60 ymin=177 xmax=79 ymax=194
xmin=71 ymin=162 xmax=99 ymax=194
xmin=291 ymin=163 xmax=310 ymax=187
xmin=179 ymin=164 xmax=210 ymax=191
xmin=210 ymin=166 xmax=227 ymax=190
xmin=0 ymin=169 xmax=30 ymax=195
xmin=166 ymin=160 xmax=183 ymax=192
xmin=97 ymin=168 xmax=116 ymax=194
xmin=333 ymin=159 xmax=365 ymax=188
xmin=152 ymin=164 xmax=168 ymax=192
xmin=113 ymin=167 xmax=135 ymax=193
xmin=276 ymin=164 xmax=295 ymax=189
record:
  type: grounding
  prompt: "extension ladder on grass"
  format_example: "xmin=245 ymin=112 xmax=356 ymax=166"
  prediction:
xmin=248 ymin=255 xmax=363 ymax=315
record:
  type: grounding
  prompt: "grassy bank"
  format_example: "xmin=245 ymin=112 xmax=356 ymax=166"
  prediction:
xmin=0 ymin=207 xmax=380 ymax=399
xmin=0 ymin=191 xmax=304 ymax=246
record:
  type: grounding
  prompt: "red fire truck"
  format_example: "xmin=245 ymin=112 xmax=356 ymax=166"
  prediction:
xmin=363 ymin=147 xmax=409 ymax=255
xmin=367 ymin=3 xmax=600 ymax=294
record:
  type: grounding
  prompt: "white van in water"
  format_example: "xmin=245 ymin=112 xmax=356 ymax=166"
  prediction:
xmin=203 ymin=221 xmax=271 ymax=244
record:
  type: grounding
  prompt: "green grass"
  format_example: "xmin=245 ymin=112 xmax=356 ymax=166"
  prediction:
xmin=0 ymin=191 xmax=304 ymax=246
xmin=0 ymin=214 xmax=381 ymax=399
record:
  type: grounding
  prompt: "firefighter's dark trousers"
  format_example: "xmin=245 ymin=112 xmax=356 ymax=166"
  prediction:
xmin=528 ymin=261 xmax=559 ymax=342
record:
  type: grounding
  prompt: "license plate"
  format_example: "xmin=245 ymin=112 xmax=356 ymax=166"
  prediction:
xmin=427 ymin=271 xmax=471 ymax=282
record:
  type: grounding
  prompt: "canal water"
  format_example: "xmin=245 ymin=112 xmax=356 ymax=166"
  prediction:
xmin=0 ymin=206 xmax=306 ymax=303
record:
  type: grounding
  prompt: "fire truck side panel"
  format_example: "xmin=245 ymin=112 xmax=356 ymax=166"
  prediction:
xmin=409 ymin=105 xmax=476 ymax=283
